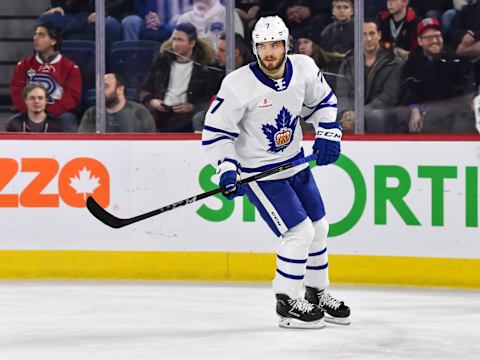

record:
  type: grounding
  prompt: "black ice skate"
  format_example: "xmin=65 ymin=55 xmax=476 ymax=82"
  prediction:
xmin=275 ymin=294 xmax=325 ymax=329
xmin=305 ymin=287 xmax=351 ymax=325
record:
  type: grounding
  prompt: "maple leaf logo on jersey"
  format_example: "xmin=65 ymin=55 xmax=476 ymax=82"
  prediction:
xmin=261 ymin=107 xmax=299 ymax=153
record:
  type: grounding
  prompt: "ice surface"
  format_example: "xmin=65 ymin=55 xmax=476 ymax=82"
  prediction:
xmin=0 ymin=282 xmax=479 ymax=360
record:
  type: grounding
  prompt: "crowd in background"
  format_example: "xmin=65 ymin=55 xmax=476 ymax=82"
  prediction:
xmin=5 ymin=0 xmax=480 ymax=134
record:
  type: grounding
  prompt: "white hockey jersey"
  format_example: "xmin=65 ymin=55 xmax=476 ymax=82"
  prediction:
xmin=202 ymin=54 xmax=337 ymax=178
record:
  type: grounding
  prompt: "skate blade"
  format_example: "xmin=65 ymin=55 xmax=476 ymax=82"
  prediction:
xmin=324 ymin=315 xmax=351 ymax=325
xmin=278 ymin=317 xmax=326 ymax=329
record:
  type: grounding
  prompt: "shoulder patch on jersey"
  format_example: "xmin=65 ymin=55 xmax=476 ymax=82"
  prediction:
xmin=261 ymin=107 xmax=299 ymax=153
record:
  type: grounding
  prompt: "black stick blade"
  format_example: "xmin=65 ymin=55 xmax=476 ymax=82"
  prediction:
xmin=86 ymin=196 xmax=127 ymax=229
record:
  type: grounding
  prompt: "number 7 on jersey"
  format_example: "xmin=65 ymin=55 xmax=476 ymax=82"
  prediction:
xmin=209 ymin=96 xmax=224 ymax=114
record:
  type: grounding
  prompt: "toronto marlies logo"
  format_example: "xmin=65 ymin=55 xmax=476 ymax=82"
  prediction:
xmin=261 ymin=107 xmax=299 ymax=153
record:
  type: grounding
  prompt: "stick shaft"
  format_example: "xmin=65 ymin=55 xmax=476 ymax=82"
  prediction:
xmin=87 ymin=154 xmax=317 ymax=228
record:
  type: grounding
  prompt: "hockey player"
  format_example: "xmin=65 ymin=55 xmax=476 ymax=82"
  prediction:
xmin=202 ymin=16 xmax=350 ymax=329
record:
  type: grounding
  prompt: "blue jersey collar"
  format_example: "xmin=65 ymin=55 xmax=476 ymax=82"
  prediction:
xmin=249 ymin=57 xmax=293 ymax=92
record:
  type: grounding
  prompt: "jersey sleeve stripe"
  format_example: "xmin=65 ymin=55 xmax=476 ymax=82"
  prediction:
xmin=202 ymin=135 xmax=233 ymax=146
xmin=303 ymin=89 xmax=335 ymax=109
xmin=303 ymin=103 xmax=337 ymax=121
xmin=203 ymin=125 xmax=240 ymax=138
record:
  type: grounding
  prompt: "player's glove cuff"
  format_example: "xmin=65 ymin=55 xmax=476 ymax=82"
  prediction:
xmin=315 ymin=122 xmax=343 ymax=142
xmin=217 ymin=158 xmax=241 ymax=177
xmin=218 ymin=159 xmax=243 ymax=199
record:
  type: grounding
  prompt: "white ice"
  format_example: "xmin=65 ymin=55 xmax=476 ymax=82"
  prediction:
xmin=0 ymin=282 xmax=479 ymax=360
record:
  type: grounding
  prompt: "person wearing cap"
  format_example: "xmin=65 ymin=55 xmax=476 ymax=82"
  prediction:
xmin=139 ymin=22 xmax=214 ymax=132
xmin=391 ymin=17 xmax=476 ymax=133
xmin=335 ymin=19 xmax=403 ymax=133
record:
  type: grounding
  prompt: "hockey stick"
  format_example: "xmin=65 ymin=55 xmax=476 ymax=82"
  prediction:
xmin=86 ymin=153 xmax=318 ymax=229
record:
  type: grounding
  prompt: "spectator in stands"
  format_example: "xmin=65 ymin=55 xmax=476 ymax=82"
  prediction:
xmin=122 ymin=0 xmax=180 ymax=42
xmin=336 ymin=20 xmax=404 ymax=132
xmin=391 ymin=18 xmax=476 ymax=133
xmin=212 ymin=34 xmax=249 ymax=71
xmin=140 ymin=23 xmax=213 ymax=132
xmin=280 ymin=0 xmax=333 ymax=42
xmin=295 ymin=27 xmax=342 ymax=90
xmin=320 ymin=0 xmax=354 ymax=55
xmin=206 ymin=32 xmax=250 ymax=94
xmin=192 ymin=33 xmax=249 ymax=131
xmin=10 ymin=23 xmax=81 ymax=132
xmin=377 ymin=0 xmax=421 ymax=60
xmin=236 ymin=0 xmax=262 ymax=32
xmin=38 ymin=0 xmax=131 ymax=52
xmin=453 ymin=0 xmax=480 ymax=85
xmin=176 ymin=0 xmax=245 ymax=50
xmin=79 ymin=73 xmax=155 ymax=132
xmin=6 ymin=83 xmax=64 ymax=132
xmin=410 ymin=1 xmax=456 ymax=39
xmin=236 ymin=0 xmax=283 ymax=42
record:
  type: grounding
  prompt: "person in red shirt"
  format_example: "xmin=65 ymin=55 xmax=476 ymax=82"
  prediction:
xmin=376 ymin=0 xmax=421 ymax=60
xmin=10 ymin=23 xmax=81 ymax=132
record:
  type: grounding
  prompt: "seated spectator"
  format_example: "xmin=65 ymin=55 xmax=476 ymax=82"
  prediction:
xmin=377 ymin=0 xmax=421 ymax=60
xmin=10 ymin=23 xmax=81 ymax=132
xmin=6 ymin=83 xmax=64 ymax=132
xmin=140 ymin=23 xmax=213 ymax=132
xmin=79 ymin=73 xmax=155 ymax=132
xmin=122 ymin=0 xmax=181 ymax=43
xmin=210 ymin=33 xmax=250 ymax=81
xmin=391 ymin=18 xmax=476 ymax=133
xmin=295 ymin=27 xmax=343 ymax=90
xmin=38 ymin=0 xmax=131 ymax=53
xmin=176 ymin=0 xmax=245 ymax=50
xmin=192 ymin=33 xmax=249 ymax=131
xmin=453 ymin=0 xmax=480 ymax=85
xmin=320 ymin=0 xmax=354 ymax=55
xmin=410 ymin=1 xmax=456 ymax=39
xmin=336 ymin=20 xmax=404 ymax=133
xmin=280 ymin=0 xmax=333 ymax=42
xmin=236 ymin=0 xmax=261 ymax=27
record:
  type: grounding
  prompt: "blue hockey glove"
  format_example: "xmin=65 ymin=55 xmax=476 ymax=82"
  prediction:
xmin=313 ymin=122 xmax=343 ymax=166
xmin=218 ymin=159 xmax=244 ymax=200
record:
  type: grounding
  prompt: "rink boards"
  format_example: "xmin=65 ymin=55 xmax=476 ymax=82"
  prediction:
xmin=0 ymin=135 xmax=479 ymax=288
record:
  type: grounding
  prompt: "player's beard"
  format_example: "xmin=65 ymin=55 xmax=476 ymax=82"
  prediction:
xmin=259 ymin=53 xmax=285 ymax=73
